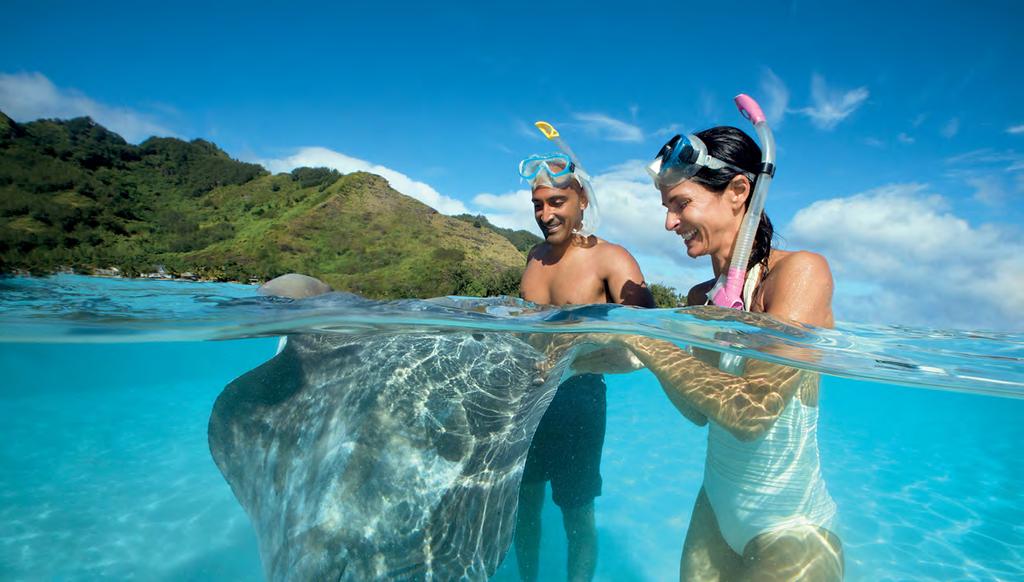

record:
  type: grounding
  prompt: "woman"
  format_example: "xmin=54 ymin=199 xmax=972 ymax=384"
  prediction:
xmin=591 ymin=126 xmax=843 ymax=580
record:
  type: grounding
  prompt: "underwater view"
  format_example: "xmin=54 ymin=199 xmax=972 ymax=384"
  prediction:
xmin=1 ymin=275 xmax=1021 ymax=581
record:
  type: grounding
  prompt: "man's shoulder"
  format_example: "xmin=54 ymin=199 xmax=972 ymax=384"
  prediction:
xmin=590 ymin=237 xmax=653 ymax=307
xmin=590 ymin=238 xmax=640 ymax=266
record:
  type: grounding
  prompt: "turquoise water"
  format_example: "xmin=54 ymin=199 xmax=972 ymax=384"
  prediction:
xmin=1 ymin=275 xmax=1022 ymax=580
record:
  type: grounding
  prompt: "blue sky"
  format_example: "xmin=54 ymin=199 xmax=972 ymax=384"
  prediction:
xmin=2 ymin=1 xmax=1022 ymax=330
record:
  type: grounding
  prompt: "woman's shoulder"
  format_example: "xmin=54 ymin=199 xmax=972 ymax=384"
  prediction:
xmin=763 ymin=249 xmax=835 ymax=327
xmin=768 ymin=249 xmax=832 ymax=284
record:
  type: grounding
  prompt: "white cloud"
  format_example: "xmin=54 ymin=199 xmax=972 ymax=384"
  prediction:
xmin=795 ymin=74 xmax=869 ymax=130
xmin=787 ymin=183 xmax=1024 ymax=330
xmin=259 ymin=146 xmax=470 ymax=215
xmin=965 ymin=176 xmax=1007 ymax=206
xmin=941 ymin=117 xmax=960 ymax=138
xmin=760 ymin=68 xmax=790 ymax=127
xmin=897 ymin=132 xmax=915 ymax=144
xmin=0 ymin=71 xmax=174 ymax=143
xmin=470 ymin=189 xmax=536 ymax=233
xmin=1007 ymin=124 xmax=1024 ymax=135
xmin=944 ymin=148 xmax=1024 ymax=209
xmin=571 ymin=112 xmax=644 ymax=142
xmin=945 ymin=148 xmax=1023 ymax=169
xmin=653 ymin=123 xmax=684 ymax=138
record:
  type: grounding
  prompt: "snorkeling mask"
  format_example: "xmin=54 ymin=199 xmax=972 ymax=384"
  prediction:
xmin=647 ymin=133 xmax=756 ymax=190
xmin=519 ymin=153 xmax=577 ymax=189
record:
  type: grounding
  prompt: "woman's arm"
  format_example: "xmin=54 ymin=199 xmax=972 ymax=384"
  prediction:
xmin=628 ymin=251 xmax=834 ymax=440
xmin=622 ymin=335 xmax=801 ymax=440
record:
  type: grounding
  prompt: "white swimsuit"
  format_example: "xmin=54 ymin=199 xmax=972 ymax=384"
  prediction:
xmin=702 ymin=265 xmax=837 ymax=555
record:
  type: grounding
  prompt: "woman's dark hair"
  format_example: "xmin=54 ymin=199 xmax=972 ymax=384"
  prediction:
xmin=690 ymin=126 xmax=774 ymax=273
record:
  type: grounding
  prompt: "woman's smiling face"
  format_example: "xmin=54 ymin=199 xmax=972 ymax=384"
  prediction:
xmin=660 ymin=179 xmax=742 ymax=259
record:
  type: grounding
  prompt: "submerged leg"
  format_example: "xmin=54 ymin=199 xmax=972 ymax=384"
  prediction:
xmin=515 ymin=482 xmax=546 ymax=582
xmin=562 ymin=501 xmax=597 ymax=582
xmin=741 ymin=525 xmax=843 ymax=582
xmin=680 ymin=488 xmax=743 ymax=582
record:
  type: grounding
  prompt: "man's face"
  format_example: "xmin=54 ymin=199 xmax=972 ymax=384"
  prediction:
xmin=532 ymin=184 xmax=585 ymax=245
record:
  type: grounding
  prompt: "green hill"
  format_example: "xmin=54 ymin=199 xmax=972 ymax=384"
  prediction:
xmin=0 ymin=112 xmax=526 ymax=298
xmin=452 ymin=213 xmax=541 ymax=253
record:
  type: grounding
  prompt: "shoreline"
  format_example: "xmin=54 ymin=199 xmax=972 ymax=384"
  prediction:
xmin=4 ymin=266 xmax=263 ymax=286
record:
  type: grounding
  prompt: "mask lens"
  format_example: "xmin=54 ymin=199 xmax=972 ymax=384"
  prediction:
xmin=655 ymin=134 xmax=683 ymax=162
xmin=666 ymin=138 xmax=699 ymax=167
xmin=544 ymin=158 xmax=571 ymax=177
xmin=653 ymin=135 xmax=703 ymax=188
xmin=519 ymin=157 xmax=545 ymax=180
xmin=658 ymin=164 xmax=697 ymax=188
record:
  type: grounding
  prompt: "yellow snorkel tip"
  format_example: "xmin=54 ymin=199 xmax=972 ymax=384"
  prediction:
xmin=534 ymin=121 xmax=559 ymax=140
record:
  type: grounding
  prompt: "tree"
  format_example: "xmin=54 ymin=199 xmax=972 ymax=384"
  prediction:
xmin=650 ymin=283 xmax=685 ymax=308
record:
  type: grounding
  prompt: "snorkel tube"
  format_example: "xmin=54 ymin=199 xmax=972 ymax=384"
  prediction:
xmin=708 ymin=94 xmax=777 ymax=309
xmin=533 ymin=121 xmax=601 ymax=236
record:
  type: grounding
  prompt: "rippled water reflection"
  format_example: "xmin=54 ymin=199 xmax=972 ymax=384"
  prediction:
xmin=2 ymin=275 xmax=1021 ymax=396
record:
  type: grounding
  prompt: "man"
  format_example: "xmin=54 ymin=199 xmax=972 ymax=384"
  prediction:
xmin=515 ymin=153 xmax=654 ymax=582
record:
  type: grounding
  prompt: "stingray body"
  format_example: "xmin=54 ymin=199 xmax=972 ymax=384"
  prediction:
xmin=209 ymin=331 xmax=569 ymax=581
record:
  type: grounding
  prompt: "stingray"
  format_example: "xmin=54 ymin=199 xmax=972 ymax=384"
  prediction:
xmin=208 ymin=329 xmax=575 ymax=581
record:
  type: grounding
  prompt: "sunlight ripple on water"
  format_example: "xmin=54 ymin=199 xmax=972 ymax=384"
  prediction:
xmin=1 ymin=275 xmax=1021 ymax=398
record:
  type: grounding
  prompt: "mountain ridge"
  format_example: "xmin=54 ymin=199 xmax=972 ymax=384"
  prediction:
xmin=0 ymin=112 xmax=529 ymax=298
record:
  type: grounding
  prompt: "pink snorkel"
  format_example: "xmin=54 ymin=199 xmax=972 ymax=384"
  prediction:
xmin=707 ymin=94 xmax=777 ymax=310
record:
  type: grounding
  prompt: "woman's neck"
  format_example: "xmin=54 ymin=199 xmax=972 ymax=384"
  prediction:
xmin=711 ymin=252 xmax=732 ymax=278
xmin=711 ymin=230 xmax=738 ymax=278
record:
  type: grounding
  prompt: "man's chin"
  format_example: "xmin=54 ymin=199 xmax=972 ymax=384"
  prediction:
xmin=543 ymin=227 xmax=569 ymax=244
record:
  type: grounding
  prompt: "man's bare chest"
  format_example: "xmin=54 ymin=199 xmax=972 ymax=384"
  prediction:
xmin=521 ymin=261 xmax=607 ymax=306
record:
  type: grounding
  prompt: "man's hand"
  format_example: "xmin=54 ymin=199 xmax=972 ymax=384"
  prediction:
xmin=527 ymin=333 xmax=580 ymax=380
xmin=528 ymin=333 xmax=643 ymax=379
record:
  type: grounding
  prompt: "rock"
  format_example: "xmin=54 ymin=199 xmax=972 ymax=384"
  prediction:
xmin=258 ymin=273 xmax=333 ymax=299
